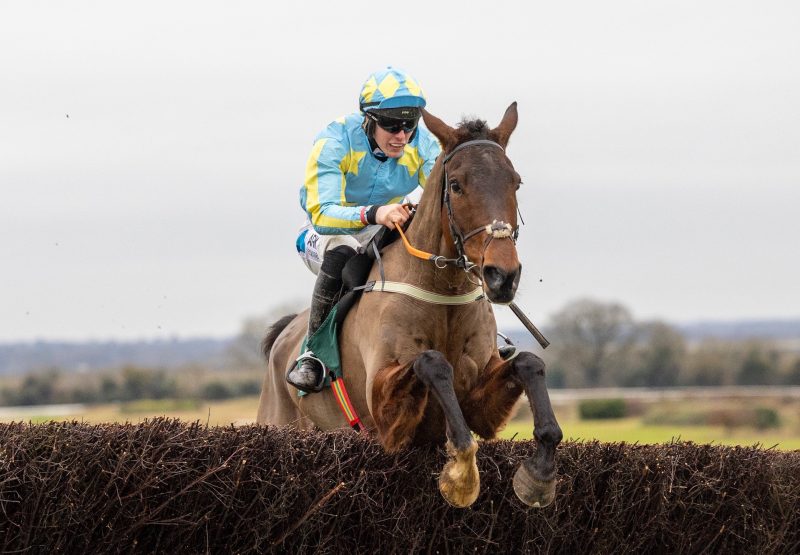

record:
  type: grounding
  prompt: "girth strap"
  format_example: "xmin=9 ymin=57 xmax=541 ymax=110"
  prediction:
xmin=359 ymin=280 xmax=484 ymax=305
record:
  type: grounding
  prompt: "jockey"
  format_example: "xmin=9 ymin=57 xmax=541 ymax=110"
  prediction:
xmin=288 ymin=67 xmax=442 ymax=393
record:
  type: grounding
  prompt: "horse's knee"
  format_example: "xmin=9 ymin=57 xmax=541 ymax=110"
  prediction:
xmin=535 ymin=422 xmax=563 ymax=446
xmin=413 ymin=350 xmax=453 ymax=385
xmin=512 ymin=351 xmax=546 ymax=382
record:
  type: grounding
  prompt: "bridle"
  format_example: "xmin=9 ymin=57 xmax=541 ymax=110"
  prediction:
xmin=368 ymin=137 xmax=522 ymax=303
xmin=365 ymin=135 xmax=550 ymax=344
xmin=439 ymin=139 xmax=520 ymax=273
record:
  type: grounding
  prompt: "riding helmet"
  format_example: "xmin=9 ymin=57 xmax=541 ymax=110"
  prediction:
xmin=358 ymin=66 xmax=427 ymax=116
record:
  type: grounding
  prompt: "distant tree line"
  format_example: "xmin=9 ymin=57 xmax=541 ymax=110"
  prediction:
xmin=545 ymin=299 xmax=800 ymax=388
xmin=3 ymin=298 xmax=800 ymax=407
xmin=0 ymin=339 xmax=231 ymax=376
xmin=0 ymin=366 xmax=261 ymax=407
xmin=0 ymin=313 xmax=279 ymax=407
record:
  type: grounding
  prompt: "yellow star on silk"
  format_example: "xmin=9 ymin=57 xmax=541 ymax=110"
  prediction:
xmin=397 ymin=146 xmax=421 ymax=178
xmin=339 ymin=149 xmax=366 ymax=176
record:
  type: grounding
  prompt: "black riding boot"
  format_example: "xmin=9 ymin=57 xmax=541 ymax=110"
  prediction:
xmin=287 ymin=245 xmax=355 ymax=393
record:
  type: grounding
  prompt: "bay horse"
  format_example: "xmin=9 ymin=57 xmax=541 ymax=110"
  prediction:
xmin=257 ymin=103 xmax=563 ymax=508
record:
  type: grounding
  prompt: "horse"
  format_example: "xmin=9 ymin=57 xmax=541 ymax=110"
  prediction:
xmin=257 ymin=103 xmax=563 ymax=508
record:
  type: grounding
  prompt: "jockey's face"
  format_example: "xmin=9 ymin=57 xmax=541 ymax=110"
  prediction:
xmin=372 ymin=123 xmax=412 ymax=159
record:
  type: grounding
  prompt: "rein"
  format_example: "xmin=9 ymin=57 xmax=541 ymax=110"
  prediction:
xmin=395 ymin=223 xmax=463 ymax=269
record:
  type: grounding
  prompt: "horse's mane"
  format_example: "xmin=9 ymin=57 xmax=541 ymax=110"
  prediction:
xmin=453 ymin=118 xmax=490 ymax=145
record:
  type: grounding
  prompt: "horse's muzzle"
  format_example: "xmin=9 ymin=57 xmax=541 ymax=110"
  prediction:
xmin=482 ymin=265 xmax=521 ymax=304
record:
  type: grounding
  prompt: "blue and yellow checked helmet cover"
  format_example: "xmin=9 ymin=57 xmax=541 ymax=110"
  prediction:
xmin=358 ymin=66 xmax=427 ymax=112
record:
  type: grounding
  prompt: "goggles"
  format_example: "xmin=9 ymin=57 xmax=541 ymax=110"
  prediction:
xmin=368 ymin=112 xmax=419 ymax=134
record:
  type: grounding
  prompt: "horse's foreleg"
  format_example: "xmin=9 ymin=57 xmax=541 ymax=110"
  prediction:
xmin=412 ymin=350 xmax=479 ymax=508
xmin=464 ymin=351 xmax=562 ymax=508
xmin=510 ymin=352 xmax=562 ymax=507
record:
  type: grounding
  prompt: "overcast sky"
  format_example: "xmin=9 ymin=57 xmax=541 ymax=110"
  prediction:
xmin=1 ymin=1 xmax=799 ymax=342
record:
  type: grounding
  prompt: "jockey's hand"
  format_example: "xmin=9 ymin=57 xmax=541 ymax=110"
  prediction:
xmin=375 ymin=203 xmax=411 ymax=230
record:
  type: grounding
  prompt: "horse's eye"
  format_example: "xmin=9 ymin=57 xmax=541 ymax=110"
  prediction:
xmin=450 ymin=180 xmax=462 ymax=194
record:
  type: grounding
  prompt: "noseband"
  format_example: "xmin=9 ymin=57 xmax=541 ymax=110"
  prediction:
xmin=441 ymin=139 xmax=520 ymax=272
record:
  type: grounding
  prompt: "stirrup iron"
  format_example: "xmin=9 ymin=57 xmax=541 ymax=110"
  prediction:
xmin=286 ymin=351 xmax=328 ymax=393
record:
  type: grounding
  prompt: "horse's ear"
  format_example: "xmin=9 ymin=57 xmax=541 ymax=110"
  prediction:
xmin=421 ymin=109 xmax=456 ymax=151
xmin=490 ymin=102 xmax=518 ymax=148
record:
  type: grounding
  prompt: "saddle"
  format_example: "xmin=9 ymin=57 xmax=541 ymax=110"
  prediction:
xmin=296 ymin=225 xmax=400 ymax=395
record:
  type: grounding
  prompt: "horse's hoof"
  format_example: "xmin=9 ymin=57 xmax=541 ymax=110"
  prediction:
xmin=512 ymin=461 xmax=556 ymax=508
xmin=438 ymin=441 xmax=480 ymax=508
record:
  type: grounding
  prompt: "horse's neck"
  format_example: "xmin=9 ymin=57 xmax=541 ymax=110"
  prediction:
xmin=405 ymin=165 xmax=454 ymax=253
xmin=404 ymin=215 xmax=448 ymax=262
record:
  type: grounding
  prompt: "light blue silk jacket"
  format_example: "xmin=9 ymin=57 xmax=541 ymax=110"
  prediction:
xmin=299 ymin=113 xmax=441 ymax=235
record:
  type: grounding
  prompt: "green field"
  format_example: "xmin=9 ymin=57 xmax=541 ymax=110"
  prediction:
xmin=0 ymin=396 xmax=262 ymax=427
xmin=3 ymin=394 xmax=800 ymax=450
xmin=499 ymin=417 xmax=800 ymax=450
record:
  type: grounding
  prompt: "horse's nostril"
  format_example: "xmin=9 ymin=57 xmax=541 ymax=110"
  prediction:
xmin=483 ymin=266 xmax=507 ymax=290
xmin=483 ymin=265 xmax=521 ymax=302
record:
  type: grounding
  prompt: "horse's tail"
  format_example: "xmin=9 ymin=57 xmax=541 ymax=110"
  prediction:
xmin=261 ymin=313 xmax=297 ymax=361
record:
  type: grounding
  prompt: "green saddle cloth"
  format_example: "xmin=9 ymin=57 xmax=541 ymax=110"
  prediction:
xmin=296 ymin=305 xmax=343 ymax=397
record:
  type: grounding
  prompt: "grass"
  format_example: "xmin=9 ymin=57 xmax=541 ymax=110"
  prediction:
xmin=499 ymin=417 xmax=800 ymax=450
xmin=1 ymin=396 xmax=262 ymax=427
xmin=497 ymin=396 xmax=800 ymax=450
xmin=4 ymin=395 xmax=800 ymax=450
